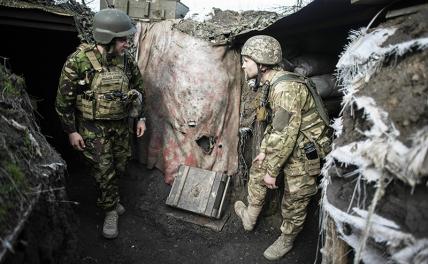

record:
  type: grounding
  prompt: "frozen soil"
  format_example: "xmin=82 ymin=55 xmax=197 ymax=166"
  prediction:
xmin=335 ymin=8 xmax=428 ymax=147
xmin=358 ymin=8 xmax=428 ymax=143
xmin=67 ymin=160 xmax=321 ymax=264
xmin=326 ymin=4 xmax=428 ymax=246
xmin=1 ymin=65 xmax=78 ymax=264
xmin=326 ymin=171 xmax=428 ymax=238
xmin=359 ymin=48 xmax=428 ymax=143
xmin=174 ymin=9 xmax=280 ymax=44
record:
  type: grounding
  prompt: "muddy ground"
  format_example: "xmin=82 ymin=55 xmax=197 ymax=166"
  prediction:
xmin=67 ymin=158 xmax=321 ymax=264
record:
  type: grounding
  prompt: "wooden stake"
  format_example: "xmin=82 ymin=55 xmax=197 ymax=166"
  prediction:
xmin=322 ymin=215 xmax=349 ymax=264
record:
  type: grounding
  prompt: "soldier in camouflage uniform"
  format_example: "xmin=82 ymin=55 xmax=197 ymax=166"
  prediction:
xmin=235 ymin=35 xmax=331 ymax=260
xmin=55 ymin=9 xmax=146 ymax=239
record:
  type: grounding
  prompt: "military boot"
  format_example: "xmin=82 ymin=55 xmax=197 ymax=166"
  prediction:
xmin=102 ymin=210 xmax=119 ymax=239
xmin=234 ymin=201 xmax=262 ymax=231
xmin=116 ymin=203 xmax=126 ymax=215
xmin=263 ymin=234 xmax=294 ymax=261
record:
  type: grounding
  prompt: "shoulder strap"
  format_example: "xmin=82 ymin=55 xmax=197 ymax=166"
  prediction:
xmin=270 ymin=73 xmax=330 ymax=126
xmin=85 ymin=50 xmax=103 ymax=72
xmin=269 ymin=72 xmax=305 ymax=87
xmin=77 ymin=43 xmax=93 ymax=52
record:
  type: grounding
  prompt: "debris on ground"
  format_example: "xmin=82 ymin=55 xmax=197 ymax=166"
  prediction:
xmin=67 ymin=161 xmax=320 ymax=263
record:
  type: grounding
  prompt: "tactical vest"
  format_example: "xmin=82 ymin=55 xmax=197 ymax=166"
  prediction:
xmin=76 ymin=45 xmax=130 ymax=120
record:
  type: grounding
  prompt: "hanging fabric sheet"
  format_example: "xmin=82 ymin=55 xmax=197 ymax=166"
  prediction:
xmin=134 ymin=21 xmax=241 ymax=184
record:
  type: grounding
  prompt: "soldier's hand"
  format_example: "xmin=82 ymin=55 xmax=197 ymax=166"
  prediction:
xmin=252 ymin=152 xmax=266 ymax=168
xmin=136 ymin=120 xmax=146 ymax=137
xmin=263 ymin=173 xmax=278 ymax=189
xmin=69 ymin=132 xmax=86 ymax=151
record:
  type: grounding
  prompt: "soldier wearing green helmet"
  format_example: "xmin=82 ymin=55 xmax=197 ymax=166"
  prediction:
xmin=92 ymin=8 xmax=137 ymax=44
xmin=55 ymin=8 xmax=146 ymax=239
xmin=235 ymin=35 xmax=332 ymax=260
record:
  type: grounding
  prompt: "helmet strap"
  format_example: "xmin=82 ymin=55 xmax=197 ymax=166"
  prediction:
xmin=98 ymin=42 xmax=116 ymax=64
xmin=254 ymin=64 xmax=262 ymax=91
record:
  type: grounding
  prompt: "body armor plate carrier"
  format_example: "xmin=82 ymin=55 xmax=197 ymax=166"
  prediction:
xmin=76 ymin=48 xmax=130 ymax=120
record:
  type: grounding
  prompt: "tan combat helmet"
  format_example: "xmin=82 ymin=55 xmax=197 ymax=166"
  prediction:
xmin=241 ymin=35 xmax=282 ymax=65
xmin=93 ymin=8 xmax=137 ymax=44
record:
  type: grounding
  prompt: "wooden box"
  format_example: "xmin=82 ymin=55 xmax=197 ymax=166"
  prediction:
xmin=166 ymin=165 xmax=230 ymax=219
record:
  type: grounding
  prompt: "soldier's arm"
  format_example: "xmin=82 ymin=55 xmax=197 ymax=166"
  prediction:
xmin=262 ymin=82 xmax=307 ymax=177
xmin=258 ymin=126 xmax=268 ymax=153
xmin=128 ymin=59 xmax=146 ymax=119
xmin=55 ymin=54 xmax=81 ymax=134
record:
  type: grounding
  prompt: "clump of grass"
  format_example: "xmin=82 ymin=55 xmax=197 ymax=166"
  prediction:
xmin=0 ymin=161 xmax=29 ymax=227
xmin=3 ymin=79 xmax=20 ymax=96
xmin=4 ymin=162 xmax=25 ymax=186
xmin=0 ymin=65 xmax=23 ymax=96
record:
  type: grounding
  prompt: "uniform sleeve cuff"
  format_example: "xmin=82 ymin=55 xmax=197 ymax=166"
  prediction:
xmin=266 ymin=165 xmax=280 ymax=178
xmin=64 ymin=126 xmax=77 ymax=134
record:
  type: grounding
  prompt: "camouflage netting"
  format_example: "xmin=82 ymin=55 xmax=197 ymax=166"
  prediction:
xmin=174 ymin=8 xmax=280 ymax=45
xmin=0 ymin=65 xmax=78 ymax=263
xmin=320 ymin=7 xmax=428 ymax=264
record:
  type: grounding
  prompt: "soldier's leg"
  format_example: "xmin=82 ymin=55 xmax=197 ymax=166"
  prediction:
xmin=112 ymin=123 xmax=131 ymax=178
xmin=280 ymin=171 xmax=317 ymax=237
xmin=79 ymin=121 xmax=120 ymax=239
xmin=79 ymin=121 xmax=119 ymax=211
xmin=264 ymin=158 xmax=317 ymax=260
xmin=247 ymin=165 xmax=269 ymax=206
xmin=111 ymin=123 xmax=130 ymax=215
xmin=235 ymin=165 xmax=266 ymax=231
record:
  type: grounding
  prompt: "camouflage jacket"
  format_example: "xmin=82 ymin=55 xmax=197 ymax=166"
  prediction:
xmin=260 ymin=70 xmax=330 ymax=177
xmin=55 ymin=43 xmax=145 ymax=134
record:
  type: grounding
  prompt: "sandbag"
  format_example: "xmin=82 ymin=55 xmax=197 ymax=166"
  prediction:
xmin=323 ymin=96 xmax=342 ymax=118
xmin=310 ymin=74 xmax=342 ymax=99
xmin=291 ymin=54 xmax=337 ymax=77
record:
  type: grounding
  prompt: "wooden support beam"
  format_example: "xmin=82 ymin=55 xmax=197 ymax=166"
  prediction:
xmin=351 ymin=0 xmax=390 ymax=5
xmin=322 ymin=215 xmax=350 ymax=264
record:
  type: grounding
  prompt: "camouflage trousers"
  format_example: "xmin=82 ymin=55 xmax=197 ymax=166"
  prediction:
xmin=247 ymin=150 xmax=318 ymax=237
xmin=77 ymin=118 xmax=130 ymax=211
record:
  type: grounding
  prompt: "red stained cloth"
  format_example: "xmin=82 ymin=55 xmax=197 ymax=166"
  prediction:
xmin=135 ymin=21 xmax=241 ymax=184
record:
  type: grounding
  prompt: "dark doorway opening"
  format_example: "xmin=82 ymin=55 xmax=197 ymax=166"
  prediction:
xmin=0 ymin=23 xmax=80 ymax=166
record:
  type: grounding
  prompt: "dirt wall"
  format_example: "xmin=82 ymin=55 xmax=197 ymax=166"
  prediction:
xmin=322 ymin=5 xmax=428 ymax=263
xmin=0 ymin=65 xmax=78 ymax=264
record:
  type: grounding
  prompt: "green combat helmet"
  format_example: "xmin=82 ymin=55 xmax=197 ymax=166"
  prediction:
xmin=93 ymin=8 xmax=137 ymax=44
xmin=241 ymin=35 xmax=282 ymax=65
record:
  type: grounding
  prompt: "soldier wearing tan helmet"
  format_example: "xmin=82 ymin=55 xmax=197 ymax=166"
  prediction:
xmin=56 ymin=8 xmax=146 ymax=239
xmin=235 ymin=35 xmax=331 ymax=260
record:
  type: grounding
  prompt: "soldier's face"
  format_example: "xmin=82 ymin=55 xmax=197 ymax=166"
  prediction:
xmin=242 ymin=56 xmax=258 ymax=79
xmin=114 ymin=37 xmax=130 ymax=56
